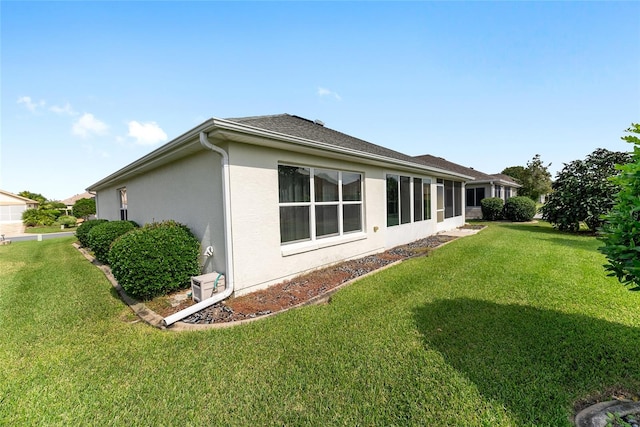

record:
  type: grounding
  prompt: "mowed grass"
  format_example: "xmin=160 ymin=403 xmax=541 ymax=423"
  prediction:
xmin=1 ymin=223 xmax=639 ymax=426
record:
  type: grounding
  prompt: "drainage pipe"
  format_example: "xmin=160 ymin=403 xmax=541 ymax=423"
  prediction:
xmin=162 ymin=131 xmax=235 ymax=326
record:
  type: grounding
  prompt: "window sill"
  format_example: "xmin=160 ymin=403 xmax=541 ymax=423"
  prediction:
xmin=281 ymin=232 xmax=367 ymax=257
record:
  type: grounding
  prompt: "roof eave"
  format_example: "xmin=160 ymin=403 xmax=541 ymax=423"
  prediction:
xmin=87 ymin=116 xmax=473 ymax=191
xmin=210 ymin=118 xmax=474 ymax=180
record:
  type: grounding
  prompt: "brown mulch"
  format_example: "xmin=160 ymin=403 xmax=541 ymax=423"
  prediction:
xmin=151 ymin=233 xmax=462 ymax=325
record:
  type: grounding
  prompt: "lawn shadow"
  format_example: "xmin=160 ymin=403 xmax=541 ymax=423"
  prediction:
xmin=413 ymin=298 xmax=640 ymax=426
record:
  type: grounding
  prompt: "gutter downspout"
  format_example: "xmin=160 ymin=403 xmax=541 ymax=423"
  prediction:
xmin=162 ymin=131 xmax=234 ymax=326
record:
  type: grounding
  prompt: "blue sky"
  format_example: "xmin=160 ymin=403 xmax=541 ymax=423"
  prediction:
xmin=2 ymin=1 xmax=639 ymax=201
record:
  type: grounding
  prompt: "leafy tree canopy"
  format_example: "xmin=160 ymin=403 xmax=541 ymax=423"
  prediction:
xmin=18 ymin=191 xmax=47 ymax=205
xmin=541 ymin=148 xmax=631 ymax=232
xmin=599 ymin=124 xmax=640 ymax=290
xmin=501 ymin=154 xmax=552 ymax=201
xmin=72 ymin=198 xmax=96 ymax=219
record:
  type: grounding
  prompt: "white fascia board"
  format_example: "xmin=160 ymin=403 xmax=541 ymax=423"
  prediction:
xmin=86 ymin=120 xmax=217 ymax=191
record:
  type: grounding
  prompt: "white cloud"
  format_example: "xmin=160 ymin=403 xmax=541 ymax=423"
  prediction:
xmin=318 ymin=87 xmax=342 ymax=101
xmin=127 ymin=121 xmax=168 ymax=145
xmin=50 ymin=103 xmax=77 ymax=116
xmin=17 ymin=96 xmax=46 ymax=112
xmin=72 ymin=113 xmax=109 ymax=138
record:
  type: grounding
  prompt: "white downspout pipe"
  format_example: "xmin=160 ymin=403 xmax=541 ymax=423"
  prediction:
xmin=162 ymin=131 xmax=235 ymax=326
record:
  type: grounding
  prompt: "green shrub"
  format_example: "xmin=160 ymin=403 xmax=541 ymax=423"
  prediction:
xmin=109 ymin=221 xmax=201 ymax=300
xmin=503 ymin=196 xmax=537 ymax=222
xmin=481 ymin=197 xmax=504 ymax=221
xmin=541 ymin=148 xmax=631 ymax=232
xmin=56 ymin=215 xmax=78 ymax=228
xmin=21 ymin=208 xmax=59 ymax=226
xmin=87 ymin=221 xmax=138 ymax=264
xmin=599 ymin=123 xmax=640 ymax=290
xmin=76 ymin=219 xmax=109 ymax=248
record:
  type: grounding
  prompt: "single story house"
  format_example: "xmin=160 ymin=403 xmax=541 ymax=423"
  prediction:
xmin=415 ymin=155 xmax=521 ymax=219
xmin=60 ymin=192 xmax=95 ymax=217
xmin=88 ymin=114 xmax=474 ymax=302
xmin=0 ymin=189 xmax=39 ymax=222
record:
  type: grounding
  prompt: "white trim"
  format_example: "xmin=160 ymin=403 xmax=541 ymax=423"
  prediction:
xmin=281 ymin=232 xmax=367 ymax=257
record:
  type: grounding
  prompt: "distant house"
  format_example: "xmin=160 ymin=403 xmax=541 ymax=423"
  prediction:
xmin=88 ymin=114 xmax=473 ymax=299
xmin=61 ymin=192 xmax=95 ymax=216
xmin=0 ymin=189 xmax=39 ymax=223
xmin=415 ymin=155 xmax=521 ymax=219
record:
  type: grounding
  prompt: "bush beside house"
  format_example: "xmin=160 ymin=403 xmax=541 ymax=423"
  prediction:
xmin=76 ymin=219 xmax=109 ymax=247
xmin=481 ymin=198 xmax=504 ymax=220
xmin=503 ymin=196 xmax=537 ymax=222
xmin=87 ymin=220 xmax=138 ymax=264
xmin=109 ymin=221 xmax=201 ymax=300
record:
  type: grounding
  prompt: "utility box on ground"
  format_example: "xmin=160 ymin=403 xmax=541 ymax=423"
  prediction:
xmin=191 ymin=272 xmax=226 ymax=302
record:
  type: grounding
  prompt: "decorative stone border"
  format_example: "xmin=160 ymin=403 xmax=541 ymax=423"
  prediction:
xmin=574 ymin=400 xmax=640 ymax=426
xmin=74 ymin=225 xmax=484 ymax=332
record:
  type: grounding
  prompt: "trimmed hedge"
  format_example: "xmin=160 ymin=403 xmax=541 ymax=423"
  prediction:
xmin=76 ymin=219 xmax=109 ymax=247
xmin=503 ymin=196 xmax=537 ymax=222
xmin=109 ymin=221 xmax=201 ymax=301
xmin=87 ymin=221 xmax=138 ymax=263
xmin=481 ymin=197 xmax=504 ymax=221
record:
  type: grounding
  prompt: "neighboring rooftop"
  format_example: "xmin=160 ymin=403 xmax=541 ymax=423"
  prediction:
xmin=414 ymin=154 xmax=521 ymax=187
xmin=61 ymin=192 xmax=94 ymax=206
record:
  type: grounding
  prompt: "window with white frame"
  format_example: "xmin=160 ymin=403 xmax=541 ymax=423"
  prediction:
xmin=118 ymin=187 xmax=128 ymax=220
xmin=278 ymin=165 xmax=362 ymax=244
xmin=387 ymin=174 xmax=432 ymax=226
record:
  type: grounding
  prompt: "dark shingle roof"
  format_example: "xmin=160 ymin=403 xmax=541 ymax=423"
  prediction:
xmin=414 ymin=154 xmax=521 ymax=187
xmin=226 ymin=114 xmax=430 ymax=167
xmin=414 ymin=154 xmax=492 ymax=180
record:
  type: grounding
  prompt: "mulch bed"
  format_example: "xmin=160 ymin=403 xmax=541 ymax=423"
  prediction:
xmin=169 ymin=234 xmax=458 ymax=325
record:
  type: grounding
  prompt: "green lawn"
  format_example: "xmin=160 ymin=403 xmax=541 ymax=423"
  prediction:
xmin=1 ymin=222 xmax=639 ymax=426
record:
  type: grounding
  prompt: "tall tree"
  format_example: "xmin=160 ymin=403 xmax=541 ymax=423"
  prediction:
xmin=501 ymin=154 xmax=552 ymax=201
xmin=541 ymin=148 xmax=631 ymax=232
xmin=524 ymin=154 xmax=553 ymax=201
xmin=72 ymin=198 xmax=96 ymax=219
xmin=599 ymin=124 xmax=640 ymax=290
xmin=501 ymin=166 xmax=527 ymax=185
xmin=18 ymin=191 xmax=46 ymax=205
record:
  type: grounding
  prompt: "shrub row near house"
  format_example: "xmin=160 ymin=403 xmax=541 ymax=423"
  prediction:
xmin=109 ymin=221 xmax=201 ymax=300
xmin=87 ymin=220 xmax=139 ymax=264
xmin=481 ymin=197 xmax=536 ymax=222
xmin=76 ymin=219 xmax=109 ymax=247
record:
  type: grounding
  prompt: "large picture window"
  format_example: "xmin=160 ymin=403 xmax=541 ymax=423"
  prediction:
xmin=279 ymin=165 xmax=363 ymax=244
xmin=387 ymin=174 xmax=432 ymax=226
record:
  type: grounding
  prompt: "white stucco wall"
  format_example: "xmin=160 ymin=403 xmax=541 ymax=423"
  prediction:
xmin=226 ymin=144 xmax=465 ymax=296
xmin=95 ymin=152 xmax=226 ymax=275
xmin=93 ymin=140 xmax=467 ymax=298
xmin=226 ymin=143 xmax=390 ymax=295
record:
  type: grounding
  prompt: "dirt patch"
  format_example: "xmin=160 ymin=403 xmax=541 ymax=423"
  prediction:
xmin=151 ymin=234 xmax=460 ymax=325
